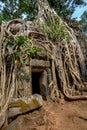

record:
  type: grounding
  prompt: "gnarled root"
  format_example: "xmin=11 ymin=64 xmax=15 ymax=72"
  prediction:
xmin=0 ymin=114 xmax=5 ymax=129
xmin=63 ymin=89 xmax=87 ymax=100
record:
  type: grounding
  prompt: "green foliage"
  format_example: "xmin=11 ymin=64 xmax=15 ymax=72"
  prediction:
xmin=16 ymin=35 xmax=29 ymax=47
xmin=0 ymin=0 xmax=86 ymax=22
xmin=0 ymin=15 xmax=3 ymax=24
xmin=26 ymin=47 xmax=41 ymax=57
xmin=40 ymin=14 xmax=70 ymax=41
xmin=4 ymin=35 xmax=41 ymax=65
xmin=0 ymin=0 xmax=38 ymax=22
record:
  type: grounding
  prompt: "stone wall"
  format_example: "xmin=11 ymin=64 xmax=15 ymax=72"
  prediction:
xmin=65 ymin=18 xmax=87 ymax=69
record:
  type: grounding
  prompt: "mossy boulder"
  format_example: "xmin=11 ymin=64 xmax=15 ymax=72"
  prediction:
xmin=8 ymin=94 xmax=43 ymax=118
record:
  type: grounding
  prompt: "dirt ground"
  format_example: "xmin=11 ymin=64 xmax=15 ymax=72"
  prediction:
xmin=43 ymin=99 xmax=87 ymax=130
xmin=2 ymin=99 xmax=87 ymax=130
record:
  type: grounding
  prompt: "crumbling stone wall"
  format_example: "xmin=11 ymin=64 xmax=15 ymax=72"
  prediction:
xmin=65 ymin=18 xmax=87 ymax=81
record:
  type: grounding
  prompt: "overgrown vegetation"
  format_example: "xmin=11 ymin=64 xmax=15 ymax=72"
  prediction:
xmin=0 ymin=34 xmax=42 ymax=127
xmin=40 ymin=14 xmax=70 ymax=41
xmin=0 ymin=0 xmax=87 ymax=129
xmin=4 ymin=35 xmax=41 ymax=65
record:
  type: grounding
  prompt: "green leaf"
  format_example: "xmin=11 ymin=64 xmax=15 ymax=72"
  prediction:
xmin=0 ymin=15 xmax=3 ymax=24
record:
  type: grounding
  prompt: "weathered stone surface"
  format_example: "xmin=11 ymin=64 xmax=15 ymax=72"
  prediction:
xmin=8 ymin=94 xmax=43 ymax=118
xmin=4 ymin=109 xmax=51 ymax=130
xmin=16 ymin=66 xmax=32 ymax=98
xmin=31 ymin=59 xmax=50 ymax=68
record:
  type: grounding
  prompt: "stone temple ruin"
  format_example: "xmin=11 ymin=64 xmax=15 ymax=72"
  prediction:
xmin=3 ymin=19 xmax=54 ymax=99
xmin=0 ymin=0 xmax=87 ymax=128
xmin=15 ymin=46 xmax=52 ymax=99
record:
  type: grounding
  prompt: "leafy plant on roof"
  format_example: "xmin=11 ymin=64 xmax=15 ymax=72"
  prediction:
xmin=4 ymin=35 xmax=41 ymax=65
xmin=40 ymin=13 xmax=70 ymax=42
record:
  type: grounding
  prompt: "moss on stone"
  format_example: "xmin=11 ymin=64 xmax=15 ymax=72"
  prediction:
xmin=9 ymin=99 xmax=40 ymax=113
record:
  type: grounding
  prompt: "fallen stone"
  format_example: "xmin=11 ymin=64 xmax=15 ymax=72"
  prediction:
xmin=8 ymin=94 xmax=43 ymax=118
xmin=4 ymin=109 xmax=51 ymax=130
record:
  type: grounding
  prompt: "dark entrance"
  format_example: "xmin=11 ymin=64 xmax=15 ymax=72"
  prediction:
xmin=32 ymin=72 xmax=42 ymax=94
xmin=56 ymin=69 xmax=61 ymax=91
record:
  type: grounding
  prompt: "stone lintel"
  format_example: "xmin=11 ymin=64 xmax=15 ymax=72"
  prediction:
xmin=30 ymin=59 xmax=50 ymax=68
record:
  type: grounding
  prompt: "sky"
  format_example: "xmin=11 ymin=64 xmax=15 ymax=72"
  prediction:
xmin=72 ymin=0 xmax=87 ymax=20
xmin=72 ymin=5 xmax=87 ymax=20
